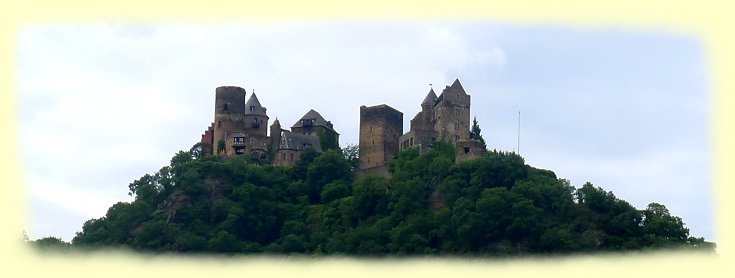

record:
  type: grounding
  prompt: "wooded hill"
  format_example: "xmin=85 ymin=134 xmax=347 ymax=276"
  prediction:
xmin=40 ymin=141 xmax=714 ymax=255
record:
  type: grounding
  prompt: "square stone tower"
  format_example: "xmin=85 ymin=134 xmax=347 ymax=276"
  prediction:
xmin=359 ymin=104 xmax=403 ymax=173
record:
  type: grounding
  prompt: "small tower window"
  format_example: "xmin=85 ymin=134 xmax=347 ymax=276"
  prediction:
xmin=250 ymin=106 xmax=255 ymax=111
xmin=224 ymin=103 xmax=229 ymax=112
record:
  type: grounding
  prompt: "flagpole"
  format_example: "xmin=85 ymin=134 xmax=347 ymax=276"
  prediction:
xmin=517 ymin=111 xmax=520 ymax=154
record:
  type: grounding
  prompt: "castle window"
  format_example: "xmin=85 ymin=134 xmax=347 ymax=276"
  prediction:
xmin=282 ymin=153 xmax=286 ymax=160
xmin=410 ymin=137 xmax=413 ymax=146
xmin=224 ymin=103 xmax=229 ymax=112
xmin=289 ymin=153 xmax=294 ymax=161
xmin=464 ymin=147 xmax=470 ymax=153
xmin=250 ymin=106 xmax=255 ymax=111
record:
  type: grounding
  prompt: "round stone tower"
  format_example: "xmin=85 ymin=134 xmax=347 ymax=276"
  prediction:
xmin=213 ymin=86 xmax=248 ymax=155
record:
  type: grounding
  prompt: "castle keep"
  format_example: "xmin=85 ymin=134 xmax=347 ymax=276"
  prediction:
xmin=359 ymin=78 xmax=485 ymax=175
xmin=200 ymin=86 xmax=339 ymax=166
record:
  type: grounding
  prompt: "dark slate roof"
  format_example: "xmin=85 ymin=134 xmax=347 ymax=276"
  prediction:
xmin=279 ymin=130 xmax=322 ymax=152
xmin=422 ymin=88 xmax=438 ymax=106
xmin=291 ymin=109 xmax=338 ymax=134
xmin=292 ymin=109 xmax=326 ymax=127
xmin=244 ymin=93 xmax=267 ymax=116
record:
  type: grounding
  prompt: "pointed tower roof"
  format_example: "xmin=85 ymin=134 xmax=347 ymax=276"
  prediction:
xmin=271 ymin=117 xmax=281 ymax=127
xmin=421 ymin=88 xmax=438 ymax=106
xmin=244 ymin=93 xmax=267 ymax=116
xmin=450 ymin=78 xmax=466 ymax=94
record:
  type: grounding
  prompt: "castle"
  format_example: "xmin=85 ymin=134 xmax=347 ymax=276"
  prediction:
xmin=358 ymin=78 xmax=486 ymax=175
xmin=199 ymin=86 xmax=340 ymax=167
xmin=200 ymin=78 xmax=485 ymax=171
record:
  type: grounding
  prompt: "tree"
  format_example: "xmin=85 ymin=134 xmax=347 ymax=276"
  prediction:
xmin=642 ymin=203 xmax=690 ymax=244
xmin=469 ymin=117 xmax=487 ymax=149
xmin=342 ymin=144 xmax=360 ymax=171
xmin=30 ymin=237 xmax=72 ymax=251
xmin=190 ymin=142 xmax=211 ymax=158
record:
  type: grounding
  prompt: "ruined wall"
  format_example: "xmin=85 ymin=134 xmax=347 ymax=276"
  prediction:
xmin=455 ymin=139 xmax=486 ymax=162
xmin=359 ymin=104 xmax=403 ymax=170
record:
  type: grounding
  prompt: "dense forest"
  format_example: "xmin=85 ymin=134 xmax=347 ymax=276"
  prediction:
xmin=30 ymin=140 xmax=715 ymax=255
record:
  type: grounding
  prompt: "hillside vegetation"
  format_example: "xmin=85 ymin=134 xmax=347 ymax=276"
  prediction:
xmin=51 ymin=142 xmax=713 ymax=255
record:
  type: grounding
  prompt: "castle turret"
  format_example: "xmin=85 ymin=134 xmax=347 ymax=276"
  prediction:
xmin=420 ymin=88 xmax=437 ymax=129
xmin=243 ymin=93 xmax=269 ymax=137
xmin=269 ymin=118 xmax=282 ymax=159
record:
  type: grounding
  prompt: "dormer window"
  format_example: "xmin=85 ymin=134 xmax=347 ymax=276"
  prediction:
xmin=250 ymin=106 xmax=255 ymax=111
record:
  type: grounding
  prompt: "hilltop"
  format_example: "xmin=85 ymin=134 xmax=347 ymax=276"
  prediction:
xmin=35 ymin=140 xmax=713 ymax=256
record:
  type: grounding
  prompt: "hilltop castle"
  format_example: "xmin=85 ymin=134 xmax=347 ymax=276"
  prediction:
xmin=200 ymin=78 xmax=485 ymax=171
xmin=359 ymin=78 xmax=486 ymax=175
xmin=199 ymin=86 xmax=339 ymax=166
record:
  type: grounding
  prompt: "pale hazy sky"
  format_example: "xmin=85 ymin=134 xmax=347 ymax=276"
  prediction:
xmin=17 ymin=22 xmax=713 ymax=242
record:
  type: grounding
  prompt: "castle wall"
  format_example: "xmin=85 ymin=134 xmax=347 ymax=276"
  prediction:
xmin=273 ymin=149 xmax=300 ymax=167
xmin=200 ymin=123 xmax=214 ymax=154
xmin=359 ymin=105 xmax=403 ymax=170
xmin=399 ymin=129 xmax=437 ymax=153
xmin=242 ymin=114 xmax=269 ymax=138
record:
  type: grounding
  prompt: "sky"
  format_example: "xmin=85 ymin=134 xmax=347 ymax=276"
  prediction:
xmin=16 ymin=21 xmax=713 ymax=242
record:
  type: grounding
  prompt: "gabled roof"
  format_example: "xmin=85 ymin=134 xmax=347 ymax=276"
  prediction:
xmin=422 ymin=88 xmax=438 ymax=106
xmin=436 ymin=78 xmax=467 ymax=102
xmin=292 ymin=109 xmax=326 ymax=127
xmin=449 ymin=78 xmax=466 ymax=94
xmin=279 ymin=130 xmax=322 ymax=152
xmin=291 ymin=109 xmax=338 ymax=134
xmin=244 ymin=93 xmax=267 ymax=116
